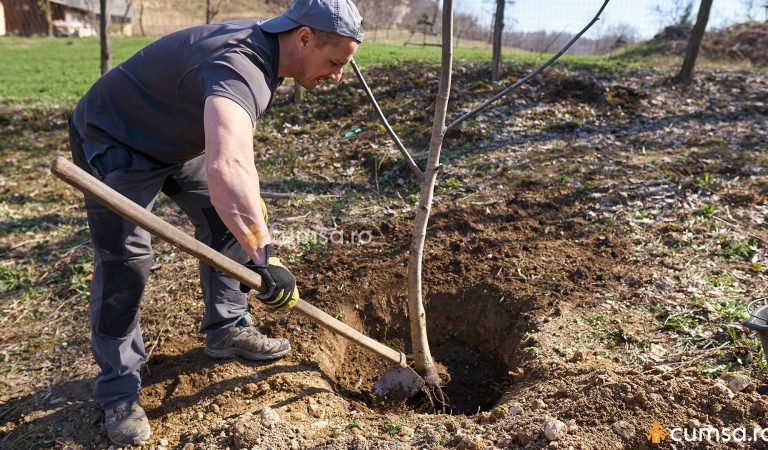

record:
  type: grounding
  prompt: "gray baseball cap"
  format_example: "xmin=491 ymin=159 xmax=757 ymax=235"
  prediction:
xmin=261 ymin=0 xmax=364 ymax=43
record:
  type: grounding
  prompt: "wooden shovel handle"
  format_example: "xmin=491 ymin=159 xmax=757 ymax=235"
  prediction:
xmin=51 ymin=156 xmax=404 ymax=366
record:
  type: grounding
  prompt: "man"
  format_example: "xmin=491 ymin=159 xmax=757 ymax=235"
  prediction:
xmin=67 ymin=0 xmax=363 ymax=445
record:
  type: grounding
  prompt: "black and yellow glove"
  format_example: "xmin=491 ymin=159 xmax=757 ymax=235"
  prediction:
xmin=241 ymin=245 xmax=299 ymax=311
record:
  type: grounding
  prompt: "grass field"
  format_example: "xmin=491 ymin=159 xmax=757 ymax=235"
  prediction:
xmin=0 ymin=35 xmax=623 ymax=108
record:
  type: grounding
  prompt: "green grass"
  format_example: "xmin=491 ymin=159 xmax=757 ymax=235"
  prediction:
xmin=0 ymin=36 xmax=630 ymax=108
xmin=0 ymin=36 xmax=155 ymax=105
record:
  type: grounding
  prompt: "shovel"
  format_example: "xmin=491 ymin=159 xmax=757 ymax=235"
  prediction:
xmin=50 ymin=156 xmax=425 ymax=398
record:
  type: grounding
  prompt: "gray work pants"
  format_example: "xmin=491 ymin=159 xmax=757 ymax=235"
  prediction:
xmin=68 ymin=118 xmax=249 ymax=408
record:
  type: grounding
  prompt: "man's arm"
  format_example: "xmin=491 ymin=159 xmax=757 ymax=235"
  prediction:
xmin=204 ymin=95 xmax=270 ymax=266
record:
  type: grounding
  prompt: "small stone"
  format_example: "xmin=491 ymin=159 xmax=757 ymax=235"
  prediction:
xmin=210 ymin=404 xmax=220 ymax=414
xmin=182 ymin=444 xmax=194 ymax=450
xmin=307 ymin=403 xmax=324 ymax=419
xmin=728 ymin=375 xmax=751 ymax=393
xmin=158 ymin=438 xmax=169 ymax=446
xmin=508 ymin=402 xmax=523 ymax=416
xmin=612 ymin=420 xmax=635 ymax=440
xmin=533 ymin=399 xmax=547 ymax=410
xmin=242 ymin=383 xmax=258 ymax=395
xmin=399 ymin=426 xmax=414 ymax=436
xmin=543 ymin=419 xmax=568 ymax=441
xmin=572 ymin=350 xmax=586 ymax=362
xmin=194 ymin=411 xmax=204 ymax=420
xmin=311 ymin=420 xmax=329 ymax=430
xmin=350 ymin=427 xmax=364 ymax=436
xmin=233 ymin=414 xmax=261 ymax=448
xmin=688 ymin=418 xmax=701 ymax=429
xmin=290 ymin=439 xmax=300 ymax=449
xmin=259 ymin=407 xmax=280 ymax=424
xmin=710 ymin=382 xmax=735 ymax=400
xmin=61 ymin=423 xmax=75 ymax=437
xmin=649 ymin=343 xmax=667 ymax=358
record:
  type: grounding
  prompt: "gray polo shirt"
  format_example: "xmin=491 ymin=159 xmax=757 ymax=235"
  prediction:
xmin=73 ymin=20 xmax=282 ymax=164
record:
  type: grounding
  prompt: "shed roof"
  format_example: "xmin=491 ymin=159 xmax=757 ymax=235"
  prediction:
xmin=51 ymin=0 xmax=135 ymax=18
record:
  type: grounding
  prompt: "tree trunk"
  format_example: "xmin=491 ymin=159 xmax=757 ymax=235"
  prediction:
xmin=406 ymin=0 xmax=453 ymax=386
xmin=675 ymin=0 xmax=713 ymax=85
xmin=491 ymin=0 xmax=505 ymax=82
xmin=206 ymin=0 xmax=212 ymax=24
xmin=100 ymin=0 xmax=111 ymax=75
xmin=41 ymin=0 xmax=52 ymax=37
xmin=138 ymin=0 xmax=145 ymax=36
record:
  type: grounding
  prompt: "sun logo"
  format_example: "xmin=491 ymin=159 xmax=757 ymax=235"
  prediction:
xmin=645 ymin=421 xmax=668 ymax=444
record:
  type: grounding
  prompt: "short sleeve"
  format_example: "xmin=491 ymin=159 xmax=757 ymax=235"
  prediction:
xmin=200 ymin=52 xmax=273 ymax=126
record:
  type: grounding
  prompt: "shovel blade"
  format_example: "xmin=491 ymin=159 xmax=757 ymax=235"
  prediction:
xmin=374 ymin=365 xmax=426 ymax=398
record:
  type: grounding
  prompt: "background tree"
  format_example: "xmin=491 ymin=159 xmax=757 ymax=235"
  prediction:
xmin=206 ymin=0 xmax=229 ymax=23
xmin=137 ymin=0 xmax=145 ymax=36
xmin=653 ymin=0 xmax=695 ymax=27
xmin=356 ymin=0 xmax=410 ymax=40
xmin=39 ymin=0 xmax=53 ymax=37
xmin=491 ymin=0 xmax=512 ymax=82
xmin=740 ymin=0 xmax=760 ymax=20
xmin=100 ymin=0 xmax=111 ymax=75
xmin=675 ymin=0 xmax=713 ymax=85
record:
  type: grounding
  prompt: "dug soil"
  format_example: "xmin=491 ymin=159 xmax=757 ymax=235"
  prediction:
xmin=1 ymin=60 xmax=767 ymax=450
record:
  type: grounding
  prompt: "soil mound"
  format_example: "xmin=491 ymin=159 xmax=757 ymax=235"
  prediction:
xmin=649 ymin=21 xmax=768 ymax=66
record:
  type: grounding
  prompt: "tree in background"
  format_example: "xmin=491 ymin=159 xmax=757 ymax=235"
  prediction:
xmin=740 ymin=0 xmax=760 ymax=20
xmin=100 ymin=0 xmax=111 ymax=74
xmin=675 ymin=0 xmax=713 ymax=85
xmin=356 ymin=0 xmax=410 ymax=40
xmin=653 ymin=0 xmax=694 ymax=27
xmin=39 ymin=0 xmax=53 ymax=37
xmin=206 ymin=0 xmax=230 ymax=23
xmin=491 ymin=0 xmax=513 ymax=82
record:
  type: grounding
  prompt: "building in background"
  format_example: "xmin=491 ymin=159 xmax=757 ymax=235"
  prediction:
xmin=2 ymin=0 xmax=133 ymax=36
xmin=0 ymin=2 xmax=5 ymax=35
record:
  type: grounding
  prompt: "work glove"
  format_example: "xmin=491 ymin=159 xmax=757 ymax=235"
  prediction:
xmin=240 ymin=245 xmax=299 ymax=311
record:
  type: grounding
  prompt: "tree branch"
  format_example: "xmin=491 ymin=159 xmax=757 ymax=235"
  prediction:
xmin=446 ymin=0 xmax=610 ymax=130
xmin=350 ymin=59 xmax=425 ymax=183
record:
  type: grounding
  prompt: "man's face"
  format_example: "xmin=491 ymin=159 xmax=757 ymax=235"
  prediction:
xmin=295 ymin=33 xmax=359 ymax=90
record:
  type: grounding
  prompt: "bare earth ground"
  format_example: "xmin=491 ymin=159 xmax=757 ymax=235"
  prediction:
xmin=1 ymin=61 xmax=767 ymax=449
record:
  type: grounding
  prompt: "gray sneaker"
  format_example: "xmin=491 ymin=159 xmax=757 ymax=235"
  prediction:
xmin=205 ymin=314 xmax=291 ymax=360
xmin=104 ymin=400 xmax=151 ymax=447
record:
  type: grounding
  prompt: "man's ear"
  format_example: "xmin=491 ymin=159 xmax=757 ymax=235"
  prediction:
xmin=296 ymin=26 xmax=312 ymax=49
